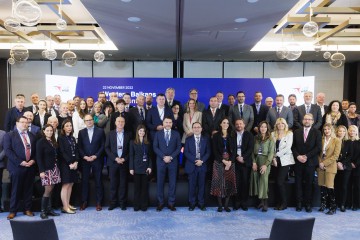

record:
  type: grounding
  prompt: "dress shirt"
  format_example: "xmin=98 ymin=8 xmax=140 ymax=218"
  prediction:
xmin=157 ymin=106 xmax=165 ymax=120
xmin=87 ymin=126 xmax=94 ymax=143
xmin=116 ymin=130 xmax=124 ymax=158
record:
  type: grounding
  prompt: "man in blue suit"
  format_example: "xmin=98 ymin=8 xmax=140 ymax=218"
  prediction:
xmin=184 ymin=122 xmax=211 ymax=211
xmin=4 ymin=94 xmax=28 ymax=132
xmin=153 ymin=117 xmax=181 ymax=211
xmin=78 ymin=114 xmax=105 ymax=211
xmin=23 ymin=111 xmax=40 ymax=135
xmin=4 ymin=116 xmax=36 ymax=220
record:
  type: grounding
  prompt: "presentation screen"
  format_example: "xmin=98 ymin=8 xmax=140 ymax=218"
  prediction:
xmin=46 ymin=75 xmax=314 ymax=106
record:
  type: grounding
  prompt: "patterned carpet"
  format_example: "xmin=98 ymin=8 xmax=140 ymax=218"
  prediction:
xmin=1 ymin=207 xmax=359 ymax=240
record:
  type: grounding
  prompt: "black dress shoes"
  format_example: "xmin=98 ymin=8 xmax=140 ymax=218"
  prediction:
xmin=168 ymin=205 xmax=176 ymax=211
xmin=241 ymin=205 xmax=248 ymax=211
xmin=199 ymin=205 xmax=207 ymax=211
xmin=305 ymin=205 xmax=312 ymax=213
xmin=217 ymin=207 xmax=223 ymax=212
xmin=188 ymin=205 xmax=195 ymax=211
xmin=120 ymin=205 xmax=127 ymax=211
xmin=108 ymin=205 xmax=117 ymax=211
xmin=156 ymin=204 xmax=164 ymax=212
xmin=80 ymin=202 xmax=87 ymax=211
xmin=340 ymin=206 xmax=346 ymax=212
xmin=296 ymin=203 xmax=302 ymax=212
xmin=224 ymin=207 xmax=231 ymax=212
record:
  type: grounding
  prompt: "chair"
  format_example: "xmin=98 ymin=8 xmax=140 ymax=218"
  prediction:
xmin=10 ymin=219 xmax=59 ymax=240
xmin=255 ymin=218 xmax=315 ymax=240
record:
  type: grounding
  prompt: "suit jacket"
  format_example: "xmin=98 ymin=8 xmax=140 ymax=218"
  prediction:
xmin=129 ymin=140 xmax=152 ymax=174
xmin=57 ymin=134 xmax=79 ymax=166
xmin=292 ymin=127 xmax=322 ymax=167
xmin=266 ymin=106 xmax=294 ymax=129
xmin=153 ymin=129 xmax=181 ymax=162
xmin=3 ymin=129 xmax=36 ymax=173
xmin=201 ymin=108 xmax=225 ymax=137
xmin=0 ymin=130 xmax=6 ymax=168
xmin=212 ymin=132 xmax=236 ymax=163
xmin=28 ymin=124 xmax=40 ymax=135
xmin=110 ymin=111 xmax=130 ymax=132
xmin=36 ymin=138 xmax=57 ymax=173
xmin=182 ymin=111 xmax=202 ymax=143
xmin=78 ymin=126 xmax=105 ymax=160
xmin=318 ymin=137 xmax=341 ymax=174
xmin=251 ymin=103 xmax=269 ymax=131
xmin=235 ymin=130 xmax=254 ymax=167
xmin=351 ymin=140 xmax=360 ymax=176
xmin=165 ymin=99 xmax=183 ymax=116
xmin=105 ymin=130 xmax=131 ymax=167
xmin=33 ymin=112 xmax=51 ymax=128
xmin=294 ymin=104 xmax=322 ymax=130
xmin=184 ymin=135 xmax=211 ymax=174
xmin=229 ymin=104 xmax=254 ymax=131
xmin=337 ymin=140 xmax=353 ymax=171
xmin=271 ymin=131 xmax=295 ymax=166
xmin=146 ymin=107 xmax=174 ymax=140
xmin=128 ymin=106 xmax=147 ymax=136
xmin=207 ymin=103 xmax=230 ymax=116
xmin=4 ymin=107 xmax=26 ymax=132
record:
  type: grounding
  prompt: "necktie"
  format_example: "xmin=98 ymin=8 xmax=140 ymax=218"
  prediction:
xmin=125 ymin=106 xmax=129 ymax=112
xmin=21 ymin=132 xmax=31 ymax=161
xmin=306 ymin=105 xmax=310 ymax=114
xmin=256 ymin=104 xmax=260 ymax=114
xmin=304 ymin=128 xmax=309 ymax=142
xmin=165 ymin=130 xmax=170 ymax=146
xmin=196 ymin=136 xmax=200 ymax=159
xmin=211 ymin=109 xmax=215 ymax=117
xmin=140 ymin=108 xmax=144 ymax=121
xmin=277 ymin=107 xmax=280 ymax=118
xmin=240 ymin=105 xmax=243 ymax=118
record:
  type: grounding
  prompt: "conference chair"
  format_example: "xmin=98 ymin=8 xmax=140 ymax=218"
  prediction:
xmin=10 ymin=219 xmax=59 ymax=240
xmin=255 ymin=217 xmax=315 ymax=240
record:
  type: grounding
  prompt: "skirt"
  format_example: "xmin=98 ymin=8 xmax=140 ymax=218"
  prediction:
xmin=41 ymin=164 xmax=61 ymax=186
xmin=210 ymin=160 xmax=237 ymax=198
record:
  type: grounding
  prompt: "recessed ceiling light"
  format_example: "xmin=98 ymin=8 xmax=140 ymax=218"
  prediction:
xmin=234 ymin=18 xmax=248 ymax=23
xmin=121 ymin=0 xmax=132 ymax=2
xmin=135 ymin=26 xmax=140 ymax=29
xmin=128 ymin=17 xmax=141 ymax=22
xmin=247 ymin=0 xmax=258 ymax=3
xmin=234 ymin=28 xmax=238 ymax=30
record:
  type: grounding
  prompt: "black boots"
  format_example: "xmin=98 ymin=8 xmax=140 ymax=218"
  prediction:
xmin=326 ymin=188 xmax=337 ymax=215
xmin=319 ymin=186 xmax=327 ymax=212
xmin=40 ymin=197 xmax=49 ymax=219
xmin=47 ymin=197 xmax=60 ymax=216
xmin=262 ymin=199 xmax=268 ymax=212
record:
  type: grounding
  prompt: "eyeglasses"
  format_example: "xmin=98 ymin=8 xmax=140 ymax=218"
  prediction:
xmin=190 ymin=92 xmax=198 ymax=95
xmin=84 ymin=119 xmax=93 ymax=122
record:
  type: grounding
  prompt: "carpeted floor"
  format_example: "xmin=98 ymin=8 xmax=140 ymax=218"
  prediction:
xmin=1 ymin=207 xmax=359 ymax=240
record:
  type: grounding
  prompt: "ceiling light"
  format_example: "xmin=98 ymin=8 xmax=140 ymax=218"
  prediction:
xmin=234 ymin=18 xmax=248 ymax=23
xmin=128 ymin=17 xmax=141 ymax=22
xmin=247 ymin=0 xmax=258 ymax=3
xmin=121 ymin=0 xmax=132 ymax=2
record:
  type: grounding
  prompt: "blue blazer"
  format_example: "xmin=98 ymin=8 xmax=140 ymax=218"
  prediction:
xmin=3 ymin=129 xmax=36 ymax=173
xmin=29 ymin=124 xmax=40 ymax=135
xmin=105 ymin=130 xmax=131 ymax=167
xmin=184 ymin=135 xmax=211 ymax=174
xmin=146 ymin=107 xmax=174 ymax=140
xmin=153 ymin=130 xmax=181 ymax=163
xmin=78 ymin=126 xmax=105 ymax=160
xmin=0 ymin=130 xmax=7 ymax=169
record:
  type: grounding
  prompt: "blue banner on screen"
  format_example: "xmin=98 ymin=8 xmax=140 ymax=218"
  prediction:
xmin=46 ymin=76 xmax=314 ymax=106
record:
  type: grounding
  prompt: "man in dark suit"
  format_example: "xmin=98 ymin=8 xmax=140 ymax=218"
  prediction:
xmin=128 ymin=95 xmax=147 ymax=137
xmin=184 ymin=88 xmax=206 ymax=112
xmin=165 ymin=87 xmax=183 ymax=116
xmin=23 ymin=111 xmax=40 ymax=136
xmin=294 ymin=91 xmax=322 ymax=130
xmin=184 ymin=122 xmax=211 ymax=211
xmin=0 ymin=130 xmax=6 ymax=212
xmin=153 ymin=117 xmax=181 ymax=211
xmin=4 ymin=116 xmax=36 ymax=220
xmin=292 ymin=113 xmax=322 ymax=213
xmin=105 ymin=116 xmax=131 ymax=210
xmin=28 ymin=93 xmax=39 ymax=114
xmin=146 ymin=93 xmax=174 ymax=141
xmin=288 ymin=94 xmax=298 ymax=111
xmin=202 ymin=96 xmax=225 ymax=137
xmin=228 ymin=91 xmax=254 ymax=132
xmin=123 ymin=93 xmax=134 ymax=112
xmin=216 ymin=91 xmax=230 ymax=116
xmin=78 ymin=114 xmax=105 ymax=211
xmin=266 ymin=94 xmax=293 ymax=129
xmin=250 ymin=91 xmax=268 ymax=135
xmin=4 ymin=94 xmax=28 ymax=132
xmin=145 ymin=95 xmax=154 ymax=110
xmin=45 ymin=95 xmax=59 ymax=117
xmin=316 ymin=92 xmax=328 ymax=117
xmin=233 ymin=119 xmax=254 ymax=211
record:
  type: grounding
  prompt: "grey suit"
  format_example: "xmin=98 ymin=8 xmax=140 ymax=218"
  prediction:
xmin=266 ymin=106 xmax=293 ymax=129
xmin=294 ymin=104 xmax=322 ymax=130
xmin=229 ymin=104 xmax=254 ymax=132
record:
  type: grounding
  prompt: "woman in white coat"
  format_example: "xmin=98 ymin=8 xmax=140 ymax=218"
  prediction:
xmin=271 ymin=118 xmax=295 ymax=210
xmin=72 ymin=99 xmax=88 ymax=140
xmin=182 ymin=99 xmax=202 ymax=143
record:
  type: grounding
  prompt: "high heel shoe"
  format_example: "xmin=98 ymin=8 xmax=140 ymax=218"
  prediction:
xmin=69 ymin=205 xmax=77 ymax=211
xmin=61 ymin=208 xmax=75 ymax=214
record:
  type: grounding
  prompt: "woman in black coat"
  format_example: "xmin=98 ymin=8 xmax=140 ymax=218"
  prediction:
xmin=349 ymin=125 xmax=360 ymax=211
xmin=129 ymin=124 xmax=152 ymax=211
xmin=322 ymin=100 xmax=348 ymax=129
xmin=58 ymin=119 xmax=79 ymax=214
xmin=36 ymin=124 xmax=61 ymax=219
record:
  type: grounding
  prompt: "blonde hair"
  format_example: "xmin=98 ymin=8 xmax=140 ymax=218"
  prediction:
xmin=322 ymin=123 xmax=336 ymax=138
xmin=348 ymin=125 xmax=359 ymax=140
xmin=336 ymin=125 xmax=348 ymax=141
xmin=274 ymin=118 xmax=290 ymax=139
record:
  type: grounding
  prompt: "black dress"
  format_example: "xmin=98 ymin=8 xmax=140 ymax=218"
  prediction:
xmin=58 ymin=135 xmax=79 ymax=183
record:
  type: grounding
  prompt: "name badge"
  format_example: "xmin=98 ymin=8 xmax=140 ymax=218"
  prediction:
xmin=72 ymin=154 xmax=76 ymax=157
xmin=26 ymin=144 xmax=31 ymax=149
xmin=237 ymin=145 xmax=241 ymax=156
xmin=143 ymin=154 xmax=147 ymax=162
xmin=118 ymin=146 xmax=123 ymax=150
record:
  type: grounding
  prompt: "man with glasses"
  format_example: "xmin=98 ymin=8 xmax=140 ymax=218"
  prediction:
xmin=184 ymin=89 xmax=205 ymax=112
xmin=228 ymin=91 xmax=254 ymax=132
xmin=292 ymin=113 xmax=322 ymax=213
xmin=78 ymin=114 xmax=105 ymax=211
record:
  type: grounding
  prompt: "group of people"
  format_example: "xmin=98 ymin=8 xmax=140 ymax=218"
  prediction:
xmin=1 ymin=87 xmax=360 ymax=221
